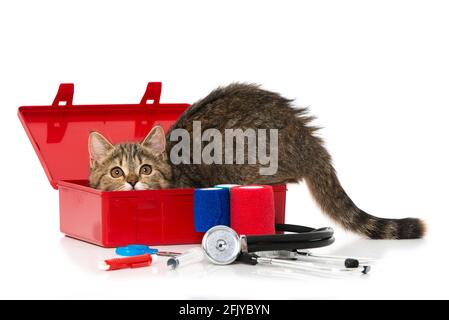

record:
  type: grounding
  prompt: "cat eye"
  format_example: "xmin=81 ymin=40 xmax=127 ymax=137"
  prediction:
xmin=110 ymin=167 xmax=124 ymax=178
xmin=140 ymin=164 xmax=152 ymax=175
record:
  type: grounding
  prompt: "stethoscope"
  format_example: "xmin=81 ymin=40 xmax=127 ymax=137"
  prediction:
xmin=200 ymin=225 xmax=372 ymax=274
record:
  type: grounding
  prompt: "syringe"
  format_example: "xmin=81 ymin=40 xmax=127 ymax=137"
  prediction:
xmin=167 ymin=248 xmax=205 ymax=270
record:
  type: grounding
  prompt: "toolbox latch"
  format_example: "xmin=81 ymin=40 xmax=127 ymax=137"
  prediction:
xmin=140 ymin=82 xmax=162 ymax=105
xmin=52 ymin=83 xmax=74 ymax=107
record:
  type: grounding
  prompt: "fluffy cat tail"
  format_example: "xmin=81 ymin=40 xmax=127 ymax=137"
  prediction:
xmin=305 ymin=161 xmax=426 ymax=239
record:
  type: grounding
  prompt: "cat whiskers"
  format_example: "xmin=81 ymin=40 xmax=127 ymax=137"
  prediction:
xmin=117 ymin=183 xmax=133 ymax=191
xmin=134 ymin=182 xmax=149 ymax=190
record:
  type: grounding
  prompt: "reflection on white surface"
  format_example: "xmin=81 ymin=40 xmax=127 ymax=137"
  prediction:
xmin=0 ymin=214 xmax=439 ymax=299
xmin=59 ymin=236 xmax=247 ymax=279
xmin=327 ymin=238 xmax=426 ymax=259
xmin=57 ymin=235 xmax=425 ymax=281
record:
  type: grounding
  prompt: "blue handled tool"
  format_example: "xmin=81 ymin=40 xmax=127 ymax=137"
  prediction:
xmin=115 ymin=245 xmax=181 ymax=257
xmin=115 ymin=245 xmax=158 ymax=256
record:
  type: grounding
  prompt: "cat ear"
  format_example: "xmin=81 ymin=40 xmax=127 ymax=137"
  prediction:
xmin=141 ymin=126 xmax=166 ymax=156
xmin=88 ymin=131 xmax=114 ymax=165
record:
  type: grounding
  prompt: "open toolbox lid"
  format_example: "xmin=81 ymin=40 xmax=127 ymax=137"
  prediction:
xmin=18 ymin=82 xmax=190 ymax=189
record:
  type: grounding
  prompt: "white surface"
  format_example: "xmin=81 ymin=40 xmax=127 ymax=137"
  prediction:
xmin=1 ymin=0 xmax=449 ymax=299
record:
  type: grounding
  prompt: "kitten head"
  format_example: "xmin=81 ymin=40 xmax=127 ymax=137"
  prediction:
xmin=88 ymin=126 xmax=172 ymax=191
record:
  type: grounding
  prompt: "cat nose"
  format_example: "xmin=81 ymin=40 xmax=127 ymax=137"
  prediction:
xmin=127 ymin=175 xmax=138 ymax=187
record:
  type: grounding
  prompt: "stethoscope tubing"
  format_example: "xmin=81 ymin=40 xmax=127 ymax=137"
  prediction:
xmin=247 ymin=237 xmax=335 ymax=252
xmin=244 ymin=224 xmax=335 ymax=252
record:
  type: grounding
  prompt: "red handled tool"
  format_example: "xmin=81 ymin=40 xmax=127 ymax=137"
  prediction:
xmin=98 ymin=254 xmax=156 ymax=271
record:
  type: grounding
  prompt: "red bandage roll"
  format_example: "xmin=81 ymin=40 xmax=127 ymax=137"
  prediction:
xmin=230 ymin=185 xmax=276 ymax=236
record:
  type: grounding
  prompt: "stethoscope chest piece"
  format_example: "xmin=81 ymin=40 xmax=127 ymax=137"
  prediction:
xmin=202 ymin=225 xmax=241 ymax=265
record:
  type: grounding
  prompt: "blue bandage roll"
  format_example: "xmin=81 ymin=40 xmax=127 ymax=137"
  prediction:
xmin=194 ymin=187 xmax=230 ymax=232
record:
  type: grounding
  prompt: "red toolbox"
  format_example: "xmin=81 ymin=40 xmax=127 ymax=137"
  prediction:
xmin=18 ymin=82 xmax=287 ymax=247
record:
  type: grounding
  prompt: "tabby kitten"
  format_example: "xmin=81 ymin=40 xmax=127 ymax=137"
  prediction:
xmin=88 ymin=129 xmax=172 ymax=191
xmin=89 ymin=83 xmax=425 ymax=239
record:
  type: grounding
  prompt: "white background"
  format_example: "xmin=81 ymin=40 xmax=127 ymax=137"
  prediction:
xmin=0 ymin=0 xmax=448 ymax=299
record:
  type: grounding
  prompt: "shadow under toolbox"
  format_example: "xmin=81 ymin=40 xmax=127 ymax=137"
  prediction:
xmin=18 ymin=82 xmax=287 ymax=247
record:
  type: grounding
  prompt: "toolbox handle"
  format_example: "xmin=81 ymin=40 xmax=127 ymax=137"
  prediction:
xmin=52 ymin=83 xmax=74 ymax=107
xmin=140 ymin=82 xmax=162 ymax=105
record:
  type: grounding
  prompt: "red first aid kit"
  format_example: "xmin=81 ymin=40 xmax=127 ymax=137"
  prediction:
xmin=18 ymin=82 xmax=287 ymax=247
